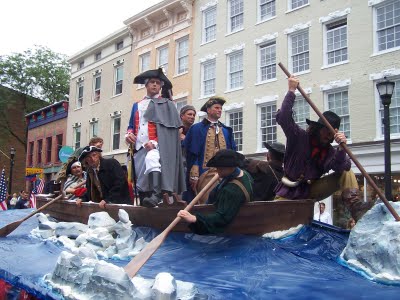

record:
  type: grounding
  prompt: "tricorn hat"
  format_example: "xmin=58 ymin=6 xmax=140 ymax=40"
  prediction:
xmin=133 ymin=68 xmax=172 ymax=89
xmin=78 ymin=146 xmax=102 ymax=162
xmin=200 ymin=96 xmax=226 ymax=112
xmin=206 ymin=149 xmax=245 ymax=168
xmin=306 ymin=111 xmax=341 ymax=129
xmin=263 ymin=142 xmax=285 ymax=155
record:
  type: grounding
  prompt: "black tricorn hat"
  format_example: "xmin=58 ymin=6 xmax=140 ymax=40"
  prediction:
xmin=200 ymin=96 xmax=226 ymax=112
xmin=133 ymin=68 xmax=172 ymax=89
xmin=306 ymin=111 xmax=341 ymax=129
xmin=78 ymin=146 xmax=102 ymax=162
xmin=206 ymin=149 xmax=245 ymax=168
xmin=263 ymin=142 xmax=285 ymax=155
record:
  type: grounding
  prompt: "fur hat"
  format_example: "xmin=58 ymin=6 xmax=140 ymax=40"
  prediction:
xmin=306 ymin=111 xmax=341 ymax=130
xmin=206 ymin=149 xmax=245 ymax=168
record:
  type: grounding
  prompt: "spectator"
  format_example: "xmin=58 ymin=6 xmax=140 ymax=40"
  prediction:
xmin=313 ymin=202 xmax=332 ymax=225
xmin=9 ymin=193 xmax=18 ymax=209
xmin=15 ymin=191 xmax=30 ymax=209
xmin=89 ymin=137 xmax=104 ymax=149
xmin=347 ymin=218 xmax=356 ymax=229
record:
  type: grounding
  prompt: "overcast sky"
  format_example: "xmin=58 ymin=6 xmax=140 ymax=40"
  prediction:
xmin=0 ymin=0 xmax=162 ymax=57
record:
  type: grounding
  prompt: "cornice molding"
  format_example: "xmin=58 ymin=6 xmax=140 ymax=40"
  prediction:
xmin=295 ymin=87 xmax=312 ymax=95
xmin=320 ymin=79 xmax=351 ymax=91
xmin=284 ymin=21 xmax=311 ymax=35
xmin=370 ymin=68 xmax=400 ymax=80
xmin=254 ymin=95 xmax=278 ymax=105
xmin=224 ymin=43 xmax=245 ymax=55
xmin=368 ymin=0 xmax=386 ymax=6
xmin=254 ymin=32 xmax=278 ymax=45
xmin=319 ymin=8 xmax=351 ymax=23
xmin=223 ymin=102 xmax=245 ymax=111
xmin=199 ymin=53 xmax=218 ymax=63
xmin=200 ymin=0 xmax=218 ymax=11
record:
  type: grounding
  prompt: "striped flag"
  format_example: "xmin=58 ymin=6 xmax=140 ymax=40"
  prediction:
xmin=0 ymin=169 xmax=8 ymax=211
xmin=29 ymin=193 xmax=36 ymax=209
xmin=30 ymin=178 xmax=44 ymax=208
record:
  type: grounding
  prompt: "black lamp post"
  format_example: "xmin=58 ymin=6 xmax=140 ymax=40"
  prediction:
xmin=8 ymin=147 xmax=16 ymax=195
xmin=376 ymin=77 xmax=395 ymax=201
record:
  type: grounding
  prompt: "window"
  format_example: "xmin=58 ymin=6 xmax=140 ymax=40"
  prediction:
xmin=228 ymin=110 xmax=243 ymax=151
xmin=56 ymin=134 xmax=63 ymax=162
xmin=259 ymin=0 xmax=276 ymax=22
xmin=176 ymin=37 xmax=189 ymax=74
xmin=46 ymin=137 xmax=52 ymax=163
xmin=95 ymin=52 xmax=102 ymax=61
xmin=140 ymin=52 xmax=150 ymax=73
xmin=293 ymin=95 xmax=310 ymax=129
xmin=290 ymin=30 xmax=309 ymax=73
xmin=379 ymin=79 xmax=400 ymax=135
xmin=259 ymin=42 xmax=276 ymax=82
xmin=203 ymin=6 xmax=217 ymax=43
xmin=259 ymin=103 xmax=277 ymax=146
xmin=112 ymin=117 xmax=121 ymax=150
xmin=93 ymin=75 xmax=101 ymax=102
xmin=201 ymin=59 xmax=216 ymax=97
xmin=37 ymin=139 xmax=43 ymax=164
xmin=290 ymin=0 xmax=309 ymax=10
xmin=326 ymin=19 xmax=348 ymax=65
xmin=228 ymin=0 xmax=244 ymax=33
xmin=77 ymin=81 xmax=84 ymax=108
xmin=227 ymin=50 xmax=243 ymax=90
xmin=116 ymin=41 xmax=124 ymax=50
xmin=157 ymin=46 xmax=169 ymax=73
xmin=115 ymin=65 xmax=123 ymax=95
xmin=90 ymin=120 xmax=99 ymax=139
xmin=175 ymin=99 xmax=188 ymax=112
xmin=327 ymin=90 xmax=351 ymax=138
xmin=78 ymin=61 xmax=84 ymax=70
xmin=28 ymin=141 xmax=34 ymax=166
xmin=73 ymin=126 xmax=81 ymax=149
xmin=375 ymin=0 xmax=400 ymax=52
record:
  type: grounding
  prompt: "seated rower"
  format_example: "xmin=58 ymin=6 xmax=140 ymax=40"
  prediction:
xmin=178 ymin=149 xmax=253 ymax=235
xmin=63 ymin=159 xmax=86 ymax=200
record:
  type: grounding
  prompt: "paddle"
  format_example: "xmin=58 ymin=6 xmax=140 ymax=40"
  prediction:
xmin=124 ymin=173 xmax=220 ymax=278
xmin=278 ymin=62 xmax=400 ymax=222
xmin=0 ymin=194 xmax=65 ymax=237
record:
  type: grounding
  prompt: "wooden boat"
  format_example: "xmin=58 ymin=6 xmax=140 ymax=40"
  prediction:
xmin=36 ymin=196 xmax=314 ymax=236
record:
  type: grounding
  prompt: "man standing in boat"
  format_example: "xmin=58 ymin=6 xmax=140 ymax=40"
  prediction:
xmin=178 ymin=149 xmax=253 ymax=234
xmin=125 ymin=68 xmax=185 ymax=207
xmin=76 ymin=146 xmax=131 ymax=208
xmin=275 ymin=76 xmax=373 ymax=222
xmin=183 ymin=96 xmax=236 ymax=203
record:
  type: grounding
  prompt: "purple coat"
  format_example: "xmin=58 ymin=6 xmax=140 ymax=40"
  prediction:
xmin=275 ymin=91 xmax=351 ymax=199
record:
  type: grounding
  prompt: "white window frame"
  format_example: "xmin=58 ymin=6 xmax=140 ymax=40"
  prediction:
xmin=227 ymin=0 xmax=244 ymax=34
xmin=323 ymin=18 xmax=348 ymax=67
xmin=114 ymin=64 xmax=123 ymax=95
xmin=111 ymin=116 xmax=121 ymax=151
xmin=372 ymin=0 xmax=400 ymax=55
xmin=257 ymin=41 xmax=276 ymax=83
xmin=227 ymin=50 xmax=244 ymax=91
xmin=202 ymin=6 xmax=217 ymax=44
xmin=288 ymin=29 xmax=310 ymax=74
xmin=289 ymin=0 xmax=309 ymax=11
xmin=176 ymin=36 xmax=189 ymax=75
xmin=201 ymin=59 xmax=216 ymax=98
xmin=93 ymin=74 xmax=101 ymax=102
xmin=76 ymin=81 xmax=84 ymax=109
xmin=293 ymin=94 xmax=310 ymax=130
xmin=175 ymin=98 xmax=188 ymax=112
xmin=258 ymin=0 xmax=276 ymax=23
xmin=73 ymin=125 xmax=81 ymax=150
xmin=226 ymin=109 xmax=243 ymax=152
xmin=157 ymin=46 xmax=169 ymax=73
xmin=257 ymin=101 xmax=277 ymax=150
xmin=89 ymin=120 xmax=99 ymax=139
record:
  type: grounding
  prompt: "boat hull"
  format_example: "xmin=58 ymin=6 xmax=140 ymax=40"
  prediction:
xmin=36 ymin=197 xmax=314 ymax=236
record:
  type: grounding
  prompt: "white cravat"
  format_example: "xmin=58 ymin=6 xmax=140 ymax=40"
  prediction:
xmin=136 ymin=98 xmax=151 ymax=151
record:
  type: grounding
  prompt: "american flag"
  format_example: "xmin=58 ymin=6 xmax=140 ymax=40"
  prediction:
xmin=0 ymin=168 xmax=8 ymax=211
xmin=30 ymin=178 xmax=44 ymax=208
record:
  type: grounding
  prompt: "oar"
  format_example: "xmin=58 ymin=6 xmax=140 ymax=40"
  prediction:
xmin=278 ymin=62 xmax=400 ymax=222
xmin=124 ymin=173 xmax=220 ymax=278
xmin=0 ymin=194 xmax=65 ymax=237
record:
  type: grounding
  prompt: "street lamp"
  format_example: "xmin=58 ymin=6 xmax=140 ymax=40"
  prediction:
xmin=8 ymin=147 xmax=16 ymax=194
xmin=376 ymin=77 xmax=395 ymax=201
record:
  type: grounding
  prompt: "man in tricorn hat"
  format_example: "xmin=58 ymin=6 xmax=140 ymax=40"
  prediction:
xmin=243 ymin=142 xmax=285 ymax=201
xmin=178 ymin=149 xmax=253 ymax=234
xmin=125 ymin=68 xmax=185 ymax=207
xmin=183 ymin=96 xmax=236 ymax=203
xmin=275 ymin=76 xmax=373 ymax=222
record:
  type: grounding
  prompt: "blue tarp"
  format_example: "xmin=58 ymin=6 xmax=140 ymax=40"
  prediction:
xmin=0 ymin=209 xmax=399 ymax=299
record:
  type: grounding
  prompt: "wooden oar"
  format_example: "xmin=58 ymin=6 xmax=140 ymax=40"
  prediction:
xmin=0 ymin=194 xmax=65 ymax=237
xmin=278 ymin=62 xmax=400 ymax=222
xmin=124 ymin=173 xmax=220 ymax=278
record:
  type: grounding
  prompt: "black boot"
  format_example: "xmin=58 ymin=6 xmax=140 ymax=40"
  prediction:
xmin=341 ymin=188 xmax=375 ymax=222
xmin=143 ymin=172 xmax=163 ymax=207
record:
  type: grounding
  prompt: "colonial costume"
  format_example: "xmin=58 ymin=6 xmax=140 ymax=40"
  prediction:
xmin=63 ymin=159 xmax=87 ymax=200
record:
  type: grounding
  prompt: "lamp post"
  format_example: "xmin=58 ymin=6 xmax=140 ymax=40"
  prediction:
xmin=8 ymin=147 xmax=16 ymax=195
xmin=376 ymin=77 xmax=395 ymax=201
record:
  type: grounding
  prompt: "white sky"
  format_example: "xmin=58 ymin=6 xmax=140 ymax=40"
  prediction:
xmin=0 ymin=0 xmax=162 ymax=57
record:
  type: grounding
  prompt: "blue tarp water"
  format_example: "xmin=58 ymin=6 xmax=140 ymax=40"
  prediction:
xmin=0 ymin=209 xmax=399 ymax=299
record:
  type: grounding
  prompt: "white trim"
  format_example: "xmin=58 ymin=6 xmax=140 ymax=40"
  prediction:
xmin=200 ymin=0 xmax=218 ymax=11
xmin=72 ymin=122 xmax=82 ymax=128
xmin=223 ymin=102 xmax=245 ymax=112
xmin=154 ymin=39 xmax=170 ymax=49
xmin=173 ymin=91 xmax=189 ymax=100
xmin=88 ymin=117 xmax=99 ymax=123
xmin=109 ymin=110 xmax=122 ymax=117
xmin=224 ymin=43 xmax=245 ymax=55
xmin=254 ymin=32 xmax=278 ymax=45
xmin=137 ymin=48 xmax=151 ymax=56
xmin=76 ymin=76 xmax=84 ymax=83
xmin=224 ymin=87 xmax=244 ymax=94
xmin=255 ymin=78 xmax=277 ymax=86
xmin=368 ymin=0 xmax=386 ymax=6
xmin=173 ymin=31 xmax=190 ymax=41
xmin=319 ymin=8 xmax=351 ymax=24
xmin=256 ymin=16 xmax=276 ymax=26
xmin=284 ymin=21 xmax=311 ymax=35
xmin=91 ymin=69 xmax=102 ymax=76
xmin=285 ymin=3 xmax=310 ymax=14
xmin=370 ymin=68 xmax=400 ymax=80
xmin=112 ymin=59 xmax=124 ymax=67
xmin=321 ymin=60 xmax=349 ymax=70
xmin=320 ymin=79 xmax=351 ymax=91
xmin=199 ymin=53 xmax=218 ymax=63
xmin=295 ymin=87 xmax=312 ymax=95
xmin=254 ymin=95 xmax=278 ymax=105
